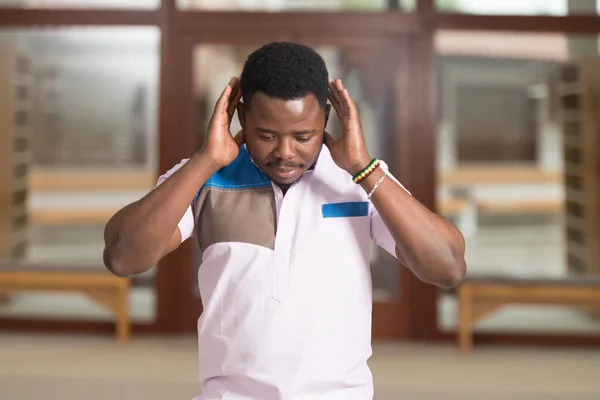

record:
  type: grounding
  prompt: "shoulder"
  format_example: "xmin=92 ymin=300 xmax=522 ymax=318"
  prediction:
xmin=156 ymin=158 xmax=190 ymax=186
xmin=204 ymin=146 xmax=271 ymax=191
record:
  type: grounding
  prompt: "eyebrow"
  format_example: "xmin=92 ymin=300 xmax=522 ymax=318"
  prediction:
xmin=256 ymin=128 xmax=319 ymax=135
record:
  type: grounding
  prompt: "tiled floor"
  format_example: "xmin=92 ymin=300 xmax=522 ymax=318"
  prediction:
xmin=1 ymin=333 xmax=600 ymax=399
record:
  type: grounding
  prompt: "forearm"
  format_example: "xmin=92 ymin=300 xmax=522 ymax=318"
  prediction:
xmin=103 ymin=153 xmax=218 ymax=276
xmin=361 ymin=168 xmax=466 ymax=288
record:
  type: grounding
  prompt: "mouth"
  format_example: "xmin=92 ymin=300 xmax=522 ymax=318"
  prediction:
xmin=271 ymin=166 xmax=299 ymax=180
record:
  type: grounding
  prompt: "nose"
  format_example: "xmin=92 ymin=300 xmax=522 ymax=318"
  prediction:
xmin=274 ymin=137 xmax=295 ymax=160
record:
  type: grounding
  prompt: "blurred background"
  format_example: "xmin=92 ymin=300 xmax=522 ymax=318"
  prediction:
xmin=1 ymin=0 xmax=600 ymax=399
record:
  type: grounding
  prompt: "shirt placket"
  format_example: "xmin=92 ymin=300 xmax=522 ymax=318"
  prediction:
xmin=271 ymin=183 xmax=300 ymax=303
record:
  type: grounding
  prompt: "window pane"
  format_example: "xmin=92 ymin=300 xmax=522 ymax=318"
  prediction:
xmin=437 ymin=0 xmax=600 ymax=15
xmin=178 ymin=0 xmax=414 ymax=12
xmin=0 ymin=0 xmax=158 ymax=8
xmin=435 ymin=30 xmax=600 ymax=336
xmin=0 ymin=27 xmax=159 ymax=323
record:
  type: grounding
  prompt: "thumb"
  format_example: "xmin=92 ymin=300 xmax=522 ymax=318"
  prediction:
xmin=234 ymin=130 xmax=245 ymax=147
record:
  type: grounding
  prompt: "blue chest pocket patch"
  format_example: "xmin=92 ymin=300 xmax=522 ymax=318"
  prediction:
xmin=322 ymin=202 xmax=369 ymax=218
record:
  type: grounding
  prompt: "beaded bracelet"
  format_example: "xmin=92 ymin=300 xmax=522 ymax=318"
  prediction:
xmin=352 ymin=158 xmax=380 ymax=184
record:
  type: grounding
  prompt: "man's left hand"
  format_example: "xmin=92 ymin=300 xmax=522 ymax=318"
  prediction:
xmin=325 ymin=78 xmax=372 ymax=176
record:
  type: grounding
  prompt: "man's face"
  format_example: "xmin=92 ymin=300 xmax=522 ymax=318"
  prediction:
xmin=238 ymin=92 xmax=330 ymax=185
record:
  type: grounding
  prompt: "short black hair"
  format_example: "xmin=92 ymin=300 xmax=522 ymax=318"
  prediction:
xmin=240 ymin=42 xmax=329 ymax=109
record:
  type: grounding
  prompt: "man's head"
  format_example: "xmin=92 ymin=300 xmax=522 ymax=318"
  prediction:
xmin=238 ymin=42 xmax=330 ymax=185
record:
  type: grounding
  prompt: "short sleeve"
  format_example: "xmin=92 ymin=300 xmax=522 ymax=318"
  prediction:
xmin=155 ymin=159 xmax=195 ymax=243
xmin=369 ymin=160 xmax=411 ymax=257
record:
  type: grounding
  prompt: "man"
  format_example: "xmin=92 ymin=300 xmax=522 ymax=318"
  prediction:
xmin=103 ymin=42 xmax=466 ymax=400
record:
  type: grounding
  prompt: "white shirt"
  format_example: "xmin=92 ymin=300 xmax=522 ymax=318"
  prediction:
xmin=157 ymin=146 xmax=408 ymax=400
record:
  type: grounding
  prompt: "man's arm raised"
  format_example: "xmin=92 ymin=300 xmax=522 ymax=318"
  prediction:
xmin=103 ymin=77 xmax=245 ymax=277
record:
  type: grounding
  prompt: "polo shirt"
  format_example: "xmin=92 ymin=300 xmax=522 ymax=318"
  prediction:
xmin=156 ymin=145 xmax=408 ymax=400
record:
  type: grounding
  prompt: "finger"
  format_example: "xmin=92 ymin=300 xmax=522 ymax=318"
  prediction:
xmin=328 ymin=89 xmax=346 ymax=123
xmin=227 ymin=80 xmax=242 ymax=118
xmin=334 ymin=79 xmax=350 ymax=116
xmin=214 ymin=79 xmax=235 ymax=113
xmin=233 ymin=130 xmax=245 ymax=147
xmin=327 ymin=90 xmax=342 ymax=116
xmin=329 ymin=79 xmax=346 ymax=117
xmin=340 ymin=87 xmax=358 ymax=119
xmin=328 ymin=79 xmax=344 ymax=111
xmin=233 ymin=78 xmax=242 ymax=101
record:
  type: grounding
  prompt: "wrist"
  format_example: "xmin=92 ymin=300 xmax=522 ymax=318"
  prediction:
xmin=359 ymin=166 xmax=385 ymax=192
xmin=192 ymin=150 xmax=222 ymax=175
xmin=347 ymin=155 xmax=373 ymax=176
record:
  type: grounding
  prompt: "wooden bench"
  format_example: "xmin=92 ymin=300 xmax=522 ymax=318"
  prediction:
xmin=440 ymin=166 xmax=563 ymax=216
xmin=29 ymin=168 xmax=155 ymax=191
xmin=477 ymin=199 xmax=564 ymax=214
xmin=27 ymin=168 xmax=154 ymax=227
xmin=0 ymin=265 xmax=131 ymax=343
xmin=29 ymin=209 xmax=118 ymax=225
xmin=439 ymin=166 xmax=561 ymax=185
xmin=457 ymin=275 xmax=600 ymax=353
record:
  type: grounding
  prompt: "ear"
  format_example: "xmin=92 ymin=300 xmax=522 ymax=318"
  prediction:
xmin=237 ymin=101 xmax=246 ymax=129
xmin=324 ymin=103 xmax=331 ymax=129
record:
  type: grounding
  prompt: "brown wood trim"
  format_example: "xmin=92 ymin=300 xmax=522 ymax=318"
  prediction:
xmin=417 ymin=0 xmax=434 ymax=13
xmin=395 ymin=35 xmax=430 ymax=340
xmin=182 ymin=34 xmax=198 ymax=153
xmin=0 ymin=318 xmax=159 ymax=334
xmin=372 ymin=302 xmax=406 ymax=338
xmin=0 ymin=8 xmax=599 ymax=35
xmin=178 ymin=34 xmax=205 ymax=334
xmin=434 ymin=14 xmax=600 ymax=34
xmin=154 ymin=0 xmax=187 ymax=333
xmin=0 ymin=9 xmax=158 ymax=26
xmin=173 ymin=11 xmax=426 ymax=36
xmin=437 ymin=331 xmax=600 ymax=348
xmin=398 ymin=32 xmax=439 ymax=341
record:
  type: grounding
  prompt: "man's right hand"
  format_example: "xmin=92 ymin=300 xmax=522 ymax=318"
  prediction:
xmin=103 ymin=77 xmax=246 ymax=277
xmin=199 ymin=77 xmax=245 ymax=170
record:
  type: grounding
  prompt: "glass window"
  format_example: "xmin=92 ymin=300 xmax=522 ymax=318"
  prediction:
xmin=0 ymin=0 xmax=158 ymax=8
xmin=0 ymin=27 xmax=159 ymax=323
xmin=437 ymin=0 xmax=600 ymax=15
xmin=435 ymin=30 xmax=600 ymax=336
xmin=178 ymin=0 xmax=414 ymax=12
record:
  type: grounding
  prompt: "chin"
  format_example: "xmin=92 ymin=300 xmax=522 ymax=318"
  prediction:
xmin=270 ymin=175 xmax=301 ymax=185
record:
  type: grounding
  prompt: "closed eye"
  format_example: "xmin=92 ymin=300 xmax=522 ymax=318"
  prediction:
xmin=259 ymin=135 xmax=276 ymax=141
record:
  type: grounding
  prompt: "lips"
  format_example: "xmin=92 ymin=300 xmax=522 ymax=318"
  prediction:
xmin=273 ymin=166 xmax=298 ymax=178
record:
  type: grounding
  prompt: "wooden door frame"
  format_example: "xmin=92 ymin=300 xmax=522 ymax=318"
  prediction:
xmin=164 ymin=18 xmax=437 ymax=339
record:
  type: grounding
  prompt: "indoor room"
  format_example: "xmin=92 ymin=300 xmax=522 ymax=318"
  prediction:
xmin=1 ymin=1 xmax=600 ymax=399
